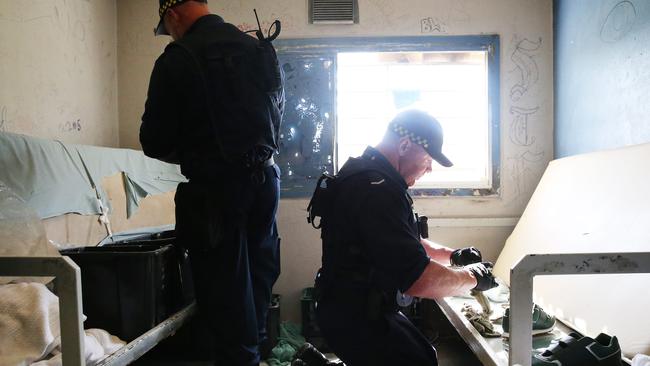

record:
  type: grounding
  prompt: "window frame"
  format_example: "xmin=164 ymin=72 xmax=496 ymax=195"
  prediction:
xmin=275 ymin=35 xmax=500 ymax=197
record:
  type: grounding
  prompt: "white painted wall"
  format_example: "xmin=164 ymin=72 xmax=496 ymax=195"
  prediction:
xmin=0 ymin=0 xmax=118 ymax=146
xmin=117 ymin=0 xmax=553 ymax=322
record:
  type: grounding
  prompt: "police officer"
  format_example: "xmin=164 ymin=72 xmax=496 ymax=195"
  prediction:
xmin=312 ymin=109 xmax=497 ymax=365
xmin=140 ymin=1 xmax=283 ymax=365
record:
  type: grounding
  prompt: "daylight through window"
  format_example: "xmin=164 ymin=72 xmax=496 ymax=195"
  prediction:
xmin=336 ymin=51 xmax=491 ymax=189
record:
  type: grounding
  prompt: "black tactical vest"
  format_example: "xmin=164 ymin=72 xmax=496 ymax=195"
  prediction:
xmin=169 ymin=18 xmax=284 ymax=170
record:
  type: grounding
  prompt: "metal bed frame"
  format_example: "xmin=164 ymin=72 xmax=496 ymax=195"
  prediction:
xmin=0 ymin=256 xmax=195 ymax=366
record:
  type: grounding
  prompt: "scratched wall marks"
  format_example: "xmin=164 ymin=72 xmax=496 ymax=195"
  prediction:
xmin=507 ymin=34 xmax=545 ymax=202
xmin=420 ymin=17 xmax=447 ymax=33
xmin=509 ymin=106 xmax=539 ymax=146
xmin=507 ymin=150 xmax=545 ymax=198
xmin=1 ymin=0 xmax=118 ymax=146
xmin=509 ymin=37 xmax=542 ymax=102
xmin=601 ymin=1 xmax=637 ymax=43
xmin=555 ymin=0 xmax=650 ymax=157
xmin=59 ymin=119 xmax=82 ymax=133
xmin=419 ymin=3 xmax=471 ymax=34
xmin=508 ymin=36 xmax=543 ymax=150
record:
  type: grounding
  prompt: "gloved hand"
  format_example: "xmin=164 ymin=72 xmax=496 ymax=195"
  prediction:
xmin=450 ymin=246 xmax=482 ymax=266
xmin=467 ymin=262 xmax=498 ymax=291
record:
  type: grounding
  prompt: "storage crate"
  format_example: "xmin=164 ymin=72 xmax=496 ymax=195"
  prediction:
xmin=61 ymin=239 xmax=193 ymax=341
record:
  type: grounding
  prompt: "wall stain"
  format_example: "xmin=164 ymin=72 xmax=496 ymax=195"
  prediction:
xmin=0 ymin=106 xmax=8 ymax=132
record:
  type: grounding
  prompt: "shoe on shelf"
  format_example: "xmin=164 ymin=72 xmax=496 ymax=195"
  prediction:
xmin=532 ymin=332 xmax=622 ymax=366
xmin=502 ymin=304 xmax=555 ymax=337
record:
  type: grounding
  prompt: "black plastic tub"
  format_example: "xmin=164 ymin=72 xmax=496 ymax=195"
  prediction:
xmin=61 ymin=239 xmax=193 ymax=341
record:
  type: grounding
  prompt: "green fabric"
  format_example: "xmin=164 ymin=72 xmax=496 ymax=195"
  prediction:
xmin=265 ymin=322 xmax=306 ymax=366
xmin=74 ymin=144 xmax=184 ymax=218
xmin=0 ymin=132 xmax=186 ymax=220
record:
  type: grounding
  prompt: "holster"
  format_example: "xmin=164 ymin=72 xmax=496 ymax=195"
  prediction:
xmin=314 ymin=269 xmax=395 ymax=321
xmin=416 ymin=214 xmax=429 ymax=239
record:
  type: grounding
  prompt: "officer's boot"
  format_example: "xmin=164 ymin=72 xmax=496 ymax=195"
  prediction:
xmin=291 ymin=343 xmax=345 ymax=366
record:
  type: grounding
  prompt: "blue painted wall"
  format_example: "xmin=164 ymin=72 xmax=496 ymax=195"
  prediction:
xmin=554 ymin=0 xmax=650 ymax=158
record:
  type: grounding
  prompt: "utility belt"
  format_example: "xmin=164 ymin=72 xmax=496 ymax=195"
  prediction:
xmin=248 ymin=155 xmax=274 ymax=184
xmin=184 ymin=155 xmax=276 ymax=184
xmin=315 ymin=269 xmax=398 ymax=320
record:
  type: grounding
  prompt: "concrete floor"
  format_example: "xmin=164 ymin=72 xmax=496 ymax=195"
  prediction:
xmin=283 ymin=339 xmax=483 ymax=365
xmin=134 ymin=300 xmax=483 ymax=366
xmin=136 ymin=338 xmax=482 ymax=366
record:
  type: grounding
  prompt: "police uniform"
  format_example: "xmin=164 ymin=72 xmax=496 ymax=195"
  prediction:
xmin=315 ymin=146 xmax=438 ymax=366
xmin=141 ymin=8 xmax=283 ymax=366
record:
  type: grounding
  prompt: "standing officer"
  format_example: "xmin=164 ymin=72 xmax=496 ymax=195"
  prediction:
xmin=140 ymin=1 xmax=284 ymax=365
xmin=308 ymin=109 xmax=497 ymax=365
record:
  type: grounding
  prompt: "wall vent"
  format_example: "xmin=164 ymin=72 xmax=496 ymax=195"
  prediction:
xmin=309 ymin=0 xmax=359 ymax=25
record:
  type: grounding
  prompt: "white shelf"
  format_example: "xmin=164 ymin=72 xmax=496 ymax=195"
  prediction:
xmin=436 ymin=295 xmax=575 ymax=366
xmin=437 ymin=251 xmax=649 ymax=366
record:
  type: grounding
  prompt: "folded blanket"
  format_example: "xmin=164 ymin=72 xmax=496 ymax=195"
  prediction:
xmin=0 ymin=283 xmax=60 ymax=365
xmin=31 ymin=328 xmax=126 ymax=366
xmin=0 ymin=283 xmax=125 ymax=366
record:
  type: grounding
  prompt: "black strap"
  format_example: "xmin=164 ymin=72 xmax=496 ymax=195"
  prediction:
xmin=170 ymin=40 xmax=226 ymax=161
xmin=307 ymin=173 xmax=334 ymax=229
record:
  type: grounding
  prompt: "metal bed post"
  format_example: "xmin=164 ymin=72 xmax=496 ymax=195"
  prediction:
xmin=0 ymin=256 xmax=85 ymax=366
xmin=509 ymin=252 xmax=650 ymax=366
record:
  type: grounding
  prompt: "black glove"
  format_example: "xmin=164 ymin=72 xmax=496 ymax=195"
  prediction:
xmin=450 ymin=246 xmax=482 ymax=266
xmin=467 ymin=262 xmax=498 ymax=292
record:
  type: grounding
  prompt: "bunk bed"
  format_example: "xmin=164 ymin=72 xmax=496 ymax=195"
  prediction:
xmin=435 ymin=143 xmax=650 ymax=366
xmin=0 ymin=256 xmax=195 ymax=366
xmin=0 ymin=132 xmax=190 ymax=365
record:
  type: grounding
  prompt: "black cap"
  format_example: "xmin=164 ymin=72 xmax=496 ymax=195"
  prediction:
xmin=389 ymin=109 xmax=453 ymax=167
xmin=154 ymin=0 xmax=207 ymax=36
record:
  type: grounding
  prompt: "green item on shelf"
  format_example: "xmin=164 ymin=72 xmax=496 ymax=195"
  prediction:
xmin=502 ymin=304 xmax=556 ymax=337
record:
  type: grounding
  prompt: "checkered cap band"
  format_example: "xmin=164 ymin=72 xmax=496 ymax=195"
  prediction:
xmin=159 ymin=0 xmax=180 ymax=17
xmin=393 ymin=124 xmax=430 ymax=149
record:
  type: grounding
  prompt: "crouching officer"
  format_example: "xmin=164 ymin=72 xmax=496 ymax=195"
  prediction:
xmin=307 ymin=110 xmax=497 ymax=366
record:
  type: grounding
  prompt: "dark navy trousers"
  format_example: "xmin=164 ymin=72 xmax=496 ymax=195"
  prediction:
xmin=175 ymin=165 xmax=281 ymax=365
xmin=316 ymin=294 xmax=438 ymax=366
